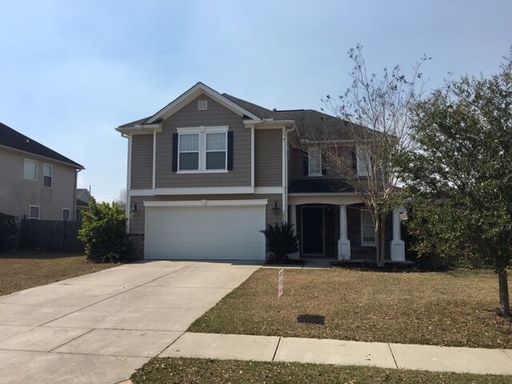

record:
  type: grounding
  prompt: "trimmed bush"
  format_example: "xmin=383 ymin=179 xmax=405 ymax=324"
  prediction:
xmin=78 ymin=199 xmax=127 ymax=262
xmin=261 ymin=222 xmax=298 ymax=262
xmin=0 ymin=212 xmax=16 ymax=253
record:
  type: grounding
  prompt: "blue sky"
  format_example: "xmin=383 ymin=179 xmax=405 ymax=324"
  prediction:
xmin=1 ymin=0 xmax=510 ymax=201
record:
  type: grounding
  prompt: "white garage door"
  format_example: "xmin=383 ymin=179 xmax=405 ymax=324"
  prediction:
xmin=144 ymin=201 xmax=267 ymax=260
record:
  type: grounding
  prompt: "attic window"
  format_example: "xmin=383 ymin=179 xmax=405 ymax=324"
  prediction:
xmin=198 ymin=100 xmax=208 ymax=111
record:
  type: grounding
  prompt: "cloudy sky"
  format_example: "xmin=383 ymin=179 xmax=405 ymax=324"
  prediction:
xmin=1 ymin=0 xmax=510 ymax=201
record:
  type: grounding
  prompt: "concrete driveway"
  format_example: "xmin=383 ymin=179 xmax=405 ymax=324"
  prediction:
xmin=0 ymin=261 xmax=259 ymax=384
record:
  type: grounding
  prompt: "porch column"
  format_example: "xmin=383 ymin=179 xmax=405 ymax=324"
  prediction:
xmin=288 ymin=205 xmax=300 ymax=260
xmin=390 ymin=209 xmax=405 ymax=262
xmin=338 ymin=205 xmax=351 ymax=260
xmin=289 ymin=205 xmax=297 ymax=235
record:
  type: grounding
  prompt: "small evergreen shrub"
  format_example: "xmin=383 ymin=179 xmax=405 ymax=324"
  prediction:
xmin=261 ymin=222 xmax=298 ymax=262
xmin=78 ymin=199 xmax=127 ymax=262
xmin=0 ymin=212 xmax=16 ymax=253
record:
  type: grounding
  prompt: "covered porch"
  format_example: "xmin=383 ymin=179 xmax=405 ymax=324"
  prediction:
xmin=288 ymin=194 xmax=405 ymax=262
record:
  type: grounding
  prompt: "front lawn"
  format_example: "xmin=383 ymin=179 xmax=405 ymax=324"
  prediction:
xmin=131 ymin=358 xmax=512 ymax=384
xmin=190 ymin=268 xmax=512 ymax=348
xmin=0 ymin=250 xmax=118 ymax=296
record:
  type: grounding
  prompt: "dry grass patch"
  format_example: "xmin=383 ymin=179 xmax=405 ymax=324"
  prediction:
xmin=131 ymin=358 xmax=512 ymax=384
xmin=190 ymin=268 xmax=512 ymax=348
xmin=0 ymin=250 xmax=118 ymax=296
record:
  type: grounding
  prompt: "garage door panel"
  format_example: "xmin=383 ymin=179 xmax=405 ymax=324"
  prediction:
xmin=144 ymin=205 xmax=266 ymax=260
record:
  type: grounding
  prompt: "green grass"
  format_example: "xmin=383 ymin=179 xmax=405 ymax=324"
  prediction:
xmin=0 ymin=250 xmax=118 ymax=296
xmin=189 ymin=268 xmax=512 ymax=348
xmin=131 ymin=358 xmax=512 ymax=384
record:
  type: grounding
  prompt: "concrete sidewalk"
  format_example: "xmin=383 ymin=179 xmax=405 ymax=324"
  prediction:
xmin=161 ymin=332 xmax=512 ymax=376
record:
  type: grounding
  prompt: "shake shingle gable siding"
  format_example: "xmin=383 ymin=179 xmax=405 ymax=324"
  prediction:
xmin=0 ymin=122 xmax=83 ymax=169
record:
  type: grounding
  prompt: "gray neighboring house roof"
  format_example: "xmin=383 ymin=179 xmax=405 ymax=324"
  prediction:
xmin=76 ymin=188 xmax=93 ymax=208
xmin=0 ymin=122 xmax=84 ymax=169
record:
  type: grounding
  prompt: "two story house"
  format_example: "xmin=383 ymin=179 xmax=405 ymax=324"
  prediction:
xmin=0 ymin=122 xmax=83 ymax=221
xmin=117 ymin=82 xmax=405 ymax=262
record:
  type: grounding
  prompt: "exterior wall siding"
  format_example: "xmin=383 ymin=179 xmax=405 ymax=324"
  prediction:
xmin=129 ymin=194 xmax=282 ymax=235
xmin=154 ymin=94 xmax=251 ymax=188
xmin=130 ymin=134 xmax=153 ymax=189
xmin=254 ymin=129 xmax=282 ymax=187
xmin=288 ymin=145 xmax=357 ymax=185
xmin=0 ymin=148 xmax=77 ymax=220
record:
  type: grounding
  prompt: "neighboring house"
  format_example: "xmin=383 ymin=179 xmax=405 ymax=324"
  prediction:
xmin=76 ymin=188 xmax=93 ymax=220
xmin=0 ymin=122 xmax=84 ymax=221
xmin=117 ymin=82 xmax=405 ymax=262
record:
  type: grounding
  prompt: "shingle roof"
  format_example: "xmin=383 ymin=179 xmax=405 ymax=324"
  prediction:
xmin=118 ymin=86 xmax=374 ymax=142
xmin=118 ymin=116 xmax=151 ymax=128
xmin=221 ymin=94 xmax=289 ymax=120
xmin=0 ymin=122 xmax=83 ymax=169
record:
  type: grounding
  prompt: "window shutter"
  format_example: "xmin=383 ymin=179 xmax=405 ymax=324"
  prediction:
xmin=351 ymin=151 xmax=358 ymax=174
xmin=172 ymin=133 xmax=178 ymax=172
xmin=227 ymin=131 xmax=234 ymax=170
xmin=322 ymin=152 xmax=327 ymax=176
xmin=303 ymin=150 xmax=309 ymax=176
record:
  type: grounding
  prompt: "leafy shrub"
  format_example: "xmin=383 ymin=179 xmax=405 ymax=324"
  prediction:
xmin=78 ymin=199 xmax=127 ymax=262
xmin=261 ymin=222 xmax=298 ymax=262
xmin=0 ymin=212 xmax=16 ymax=253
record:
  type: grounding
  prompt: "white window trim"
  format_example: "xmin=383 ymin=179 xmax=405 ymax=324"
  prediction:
xmin=62 ymin=208 xmax=70 ymax=221
xmin=176 ymin=126 xmax=228 ymax=174
xmin=308 ymin=148 xmax=322 ymax=177
xmin=23 ymin=159 xmax=38 ymax=181
xmin=360 ymin=209 xmax=376 ymax=246
xmin=356 ymin=147 xmax=372 ymax=177
xmin=29 ymin=205 xmax=40 ymax=220
xmin=43 ymin=163 xmax=53 ymax=188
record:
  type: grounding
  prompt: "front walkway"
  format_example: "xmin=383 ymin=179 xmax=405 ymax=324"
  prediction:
xmin=161 ymin=332 xmax=512 ymax=376
xmin=0 ymin=261 xmax=260 ymax=384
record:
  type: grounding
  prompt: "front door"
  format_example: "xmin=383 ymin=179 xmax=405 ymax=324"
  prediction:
xmin=302 ymin=206 xmax=324 ymax=256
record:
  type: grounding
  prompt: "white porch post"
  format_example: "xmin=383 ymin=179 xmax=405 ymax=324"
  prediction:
xmin=289 ymin=205 xmax=300 ymax=260
xmin=289 ymin=205 xmax=297 ymax=234
xmin=390 ymin=209 xmax=405 ymax=262
xmin=338 ymin=205 xmax=351 ymax=260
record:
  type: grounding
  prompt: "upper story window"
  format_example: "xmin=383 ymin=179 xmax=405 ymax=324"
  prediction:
xmin=23 ymin=159 xmax=38 ymax=181
xmin=356 ymin=148 xmax=372 ymax=177
xmin=308 ymin=148 xmax=322 ymax=177
xmin=62 ymin=208 xmax=70 ymax=221
xmin=29 ymin=205 xmax=40 ymax=220
xmin=177 ymin=126 xmax=228 ymax=173
xmin=43 ymin=163 xmax=53 ymax=187
xmin=178 ymin=133 xmax=200 ymax=170
xmin=361 ymin=209 xmax=376 ymax=246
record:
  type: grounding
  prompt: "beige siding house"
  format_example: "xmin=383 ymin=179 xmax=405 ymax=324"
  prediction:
xmin=0 ymin=122 xmax=83 ymax=221
xmin=117 ymin=82 xmax=405 ymax=262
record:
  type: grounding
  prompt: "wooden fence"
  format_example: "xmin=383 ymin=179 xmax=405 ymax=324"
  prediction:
xmin=19 ymin=219 xmax=83 ymax=252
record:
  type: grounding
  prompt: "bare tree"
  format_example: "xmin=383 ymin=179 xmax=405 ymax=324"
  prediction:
xmin=316 ymin=45 xmax=428 ymax=265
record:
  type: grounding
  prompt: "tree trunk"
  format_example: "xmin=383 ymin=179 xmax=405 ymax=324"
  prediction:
xmin=498 ymin=268 xmax=510 ymax=318
xmin=375 ymin=213 xmax=385 ymax=267
xmin=379 ymin=215 xmax=386 ymax=267
xmin=375 ymin=216 xmax=381 ymax=266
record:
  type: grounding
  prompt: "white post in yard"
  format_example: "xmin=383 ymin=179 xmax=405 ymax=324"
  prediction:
xmin=390 ymin=209 xmax=406 ymax=262
xmin=338 ymin=205 xmax=351 ymax=260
